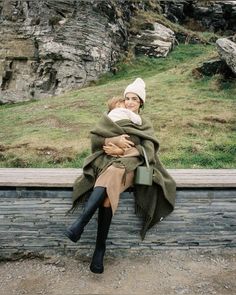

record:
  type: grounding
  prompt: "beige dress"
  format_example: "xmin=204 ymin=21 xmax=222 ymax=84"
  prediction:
xmin=94 ymin=147 xmax=139 ymax=214
xmin=95 ymin=165 xmax=134 ymax=215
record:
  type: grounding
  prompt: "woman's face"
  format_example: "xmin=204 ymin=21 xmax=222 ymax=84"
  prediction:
xmin=124 ymin=93 xmax=141 ymax=114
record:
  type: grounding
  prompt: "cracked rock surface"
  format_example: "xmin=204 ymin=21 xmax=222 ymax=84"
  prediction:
xmin=0 ymin=0 xmax=129 ymax=103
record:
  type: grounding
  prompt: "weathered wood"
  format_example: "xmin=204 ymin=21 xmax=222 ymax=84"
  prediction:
xmin=0 ymin=168 xmax=236 ymax=187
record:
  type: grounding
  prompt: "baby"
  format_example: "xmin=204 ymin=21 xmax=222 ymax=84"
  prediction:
xmin=107 ymin=96 xmax=142 ymax=125
xmin=104 ymin=96 xmax=141 ymax=157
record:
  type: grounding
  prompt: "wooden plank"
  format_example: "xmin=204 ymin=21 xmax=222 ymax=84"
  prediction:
xmin=0 ymin=168 xmax=235 ymax=188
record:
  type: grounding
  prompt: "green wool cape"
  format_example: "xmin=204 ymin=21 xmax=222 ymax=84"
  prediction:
xmin=71 ymin=113 xmax=176 ymax=239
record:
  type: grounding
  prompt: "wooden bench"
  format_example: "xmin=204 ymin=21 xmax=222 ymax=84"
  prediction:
xmin=0 ymin=168 xmax=235 ymax=188
xmin=0 ymin=168 xmax=235 ymax=259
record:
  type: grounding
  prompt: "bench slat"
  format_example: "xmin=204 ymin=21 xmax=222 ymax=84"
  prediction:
xmin=0 ymin=168 xmax=235 ymax=188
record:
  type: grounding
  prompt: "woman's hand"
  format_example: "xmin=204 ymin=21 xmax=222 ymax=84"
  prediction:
xmin=105 ymin=134 xmax=134 ymax=149
xmin=103 ymin=142 xmax=124 ymax=157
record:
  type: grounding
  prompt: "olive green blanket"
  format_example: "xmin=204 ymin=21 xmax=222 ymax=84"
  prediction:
xmin=72 ymin=113 xmax=176 ymax=239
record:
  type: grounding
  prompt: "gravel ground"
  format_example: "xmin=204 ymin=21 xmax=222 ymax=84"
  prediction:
xmin=0 ymin=249 xmax=235 ymax=295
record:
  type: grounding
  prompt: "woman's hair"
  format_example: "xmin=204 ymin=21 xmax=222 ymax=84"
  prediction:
xmin=139 ymin=97 xmax=144 ymax=110
xmin=107 ymin=96 xmax=125 ymax=111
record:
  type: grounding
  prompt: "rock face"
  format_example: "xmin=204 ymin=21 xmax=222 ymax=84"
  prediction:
xmin=216 ymin=38 xmax=236 ymax=75
xmin=0 ymin=0 xmax=235 ymax=103
xmin=133 ymin=23 xmax=175 ymax=57
xmin=0 ymin=0 xmax=129 ymax=103
xmin=161 ymin=0 xmax=236 ymax=34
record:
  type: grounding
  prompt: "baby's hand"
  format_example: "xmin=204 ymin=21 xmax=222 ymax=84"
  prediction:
xmin=103 ymin=142 xmax=124 ymax=157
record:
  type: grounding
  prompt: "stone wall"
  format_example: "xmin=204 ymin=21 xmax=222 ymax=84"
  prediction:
xmin=0 ymin=187 xmax=235 ymax=260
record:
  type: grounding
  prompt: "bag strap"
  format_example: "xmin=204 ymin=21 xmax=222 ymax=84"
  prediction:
xmin=141 ymin=146 xmax=150 ymax=168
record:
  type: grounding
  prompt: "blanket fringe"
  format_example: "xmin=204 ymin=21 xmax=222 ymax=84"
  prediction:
xmin=65 ymin=193 xmax=88 ymax=216
xmin=135 ymin=202 xmax=152 ymax=240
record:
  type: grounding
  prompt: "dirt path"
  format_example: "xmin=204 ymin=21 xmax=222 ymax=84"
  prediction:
xmin=0 ymin=249 xmax=235 ymax=295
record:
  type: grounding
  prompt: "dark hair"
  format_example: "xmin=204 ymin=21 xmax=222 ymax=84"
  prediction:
xmin=139 ymin=98 xmax=144 ymax=113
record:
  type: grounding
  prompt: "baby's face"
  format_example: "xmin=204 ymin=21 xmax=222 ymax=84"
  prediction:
xmin=116 ymin=101 xmax=125 ymax=108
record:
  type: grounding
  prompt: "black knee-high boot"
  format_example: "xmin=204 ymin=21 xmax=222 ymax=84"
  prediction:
xmin=65 ymin=187 xmax=106 ymax=243
xmin=90 ymin=206 xmax=112 ymax=274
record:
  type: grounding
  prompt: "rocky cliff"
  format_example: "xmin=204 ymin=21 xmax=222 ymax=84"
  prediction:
xmin=0 ymin=0 xmax=132 ymax=103
xmin=0 ymin=0 xmax=235 ymax=103
xmin=161 ymin=0 xmax=236 ymax=34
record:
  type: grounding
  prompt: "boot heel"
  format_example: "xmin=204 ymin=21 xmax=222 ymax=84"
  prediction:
xmin=90 ymin=248 xmax=105 ymax=273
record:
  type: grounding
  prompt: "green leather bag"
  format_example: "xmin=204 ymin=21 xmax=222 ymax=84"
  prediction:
xmin=135 ymin=146 xmax=153 ymax=186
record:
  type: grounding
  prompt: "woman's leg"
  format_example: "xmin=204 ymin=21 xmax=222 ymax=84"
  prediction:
xmin=65 ymin=186 xmax=106 ymax=243
xmin=103 ymin=197 xmax=111 ymax=207
xmin=95 ymin=165 xmax=134 ymax=214
xmin=90 ymin=205 xmax=112 ymax=274
xmin=90 ymin=167 xmax=134 ymax=273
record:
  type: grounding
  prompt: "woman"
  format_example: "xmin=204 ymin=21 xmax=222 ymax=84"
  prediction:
xmin=65 ymin=78 xmax=176 ymax=274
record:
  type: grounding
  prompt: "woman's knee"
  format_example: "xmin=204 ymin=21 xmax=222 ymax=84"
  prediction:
xmin=103 ymin=197 xmax=111 ymax=207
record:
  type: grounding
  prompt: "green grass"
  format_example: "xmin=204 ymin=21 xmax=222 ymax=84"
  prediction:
xmin=98 ymin=44 xmax=216 ymax=84
xmin=0 ymin=44 xmax=235 ymax=168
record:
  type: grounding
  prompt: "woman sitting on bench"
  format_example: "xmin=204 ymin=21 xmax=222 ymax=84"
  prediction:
xmin=65 ymin=78 xmax=176 ymax=274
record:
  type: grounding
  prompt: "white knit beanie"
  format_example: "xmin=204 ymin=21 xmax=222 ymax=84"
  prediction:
xmin=124 ymin=78 xmax=146 ymax=103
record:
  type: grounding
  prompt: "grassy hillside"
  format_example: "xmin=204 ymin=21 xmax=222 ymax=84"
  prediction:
xmin=0 ymin=44 xmax=235 ymax=168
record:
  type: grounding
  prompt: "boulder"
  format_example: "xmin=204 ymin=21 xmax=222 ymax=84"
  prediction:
xmin=196 ymin=59 xmax=224 ymax=76
xmin=133 ymin=23 xmax=175 ymax=58
xmin=194 ymin=58 xmax=235 ymax=78
xmin=216 ymin=38 xmax=236 ymax=75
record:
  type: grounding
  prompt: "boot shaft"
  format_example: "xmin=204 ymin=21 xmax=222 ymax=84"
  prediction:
xmin=96 ymin=206 xmax=112 ymax=248
xmin=90 ymin=206 xmax=113 ymax=274
xmin=65 ymin=186 xmax=107 ymax=243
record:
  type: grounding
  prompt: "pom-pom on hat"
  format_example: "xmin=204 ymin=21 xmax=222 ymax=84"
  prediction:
xmin=124 ymin=78 xmax=146 ymax=103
